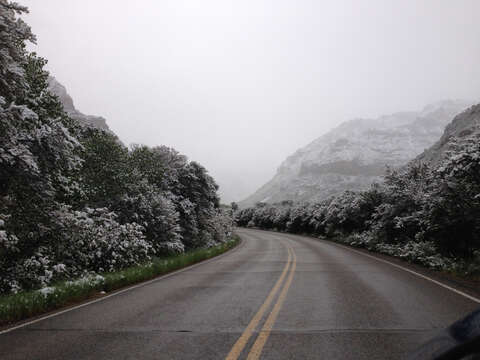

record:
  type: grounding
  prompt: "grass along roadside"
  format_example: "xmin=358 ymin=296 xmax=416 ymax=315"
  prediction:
xmin=0 ymin=235 xmax=240 ymax=326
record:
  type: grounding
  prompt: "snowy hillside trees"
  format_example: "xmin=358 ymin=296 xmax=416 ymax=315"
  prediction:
xmin=237 ymin=131 xmax=480 ymax=274
xmin=0 ymin=1 xmax=232 ymax=294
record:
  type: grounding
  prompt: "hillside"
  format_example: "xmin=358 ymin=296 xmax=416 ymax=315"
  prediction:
xmin=416 ymin=103 xmax=480 ymax=165
xmin=237 ymin=102 xmax=480 ymax=279
xmin=240 ymin=100 xmax=472 ymax=207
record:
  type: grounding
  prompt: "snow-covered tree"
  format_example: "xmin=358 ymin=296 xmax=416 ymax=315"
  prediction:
xmin=420 ymin=132 xmax=480 ymax=256
xmin=0 ymin=1 xmax=233 ymax=293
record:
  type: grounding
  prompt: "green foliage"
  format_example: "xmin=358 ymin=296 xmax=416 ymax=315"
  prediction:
xmin=78 ymin=128 xmax=130 ymax=207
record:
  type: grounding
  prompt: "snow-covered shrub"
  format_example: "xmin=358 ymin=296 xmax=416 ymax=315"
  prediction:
xmin=50 ymin=206 xmax=152 ymax=275
xmin=174 ymin=197 xmax=199 ymax=249
xmin=0 ymin=206 xmax=152 ymax=293
xmin=126 ymin=145 xmax=223 ymax=251
xmin=236 ymin=207 xmax=254 ymax=227
xmin=420 ymin=131 xmax=480 ymax=256
xmin=309 ymin=201 xmax=330 ymax=234
xmin=208 ymin=208 xmax=235 ymax=245
xmin=115 ymin=182 xmax=184 ymax=255
xmin=342 ymin=234 xmax=454 ymax=271
xmin=0 ymin=215 xmax=19 ymax=252
xmin=322 ymin=191 xmax=365 ymax=235
xmin=343 ymin=231 xmax=377 ymax=249
xmin=2 ymin=248 xmax=54 ymax=292
xmin=374 ymin=241 xmax=454 ymax=271
xmin=287 ymin=202 xmax=312 ymax=233
xmin=65 ymin=274 xmax=105 ymax=288
xmin=366 ymin=164 xmax=433 ymax=244
xmin=189 ymin=207 xmax=234 ymax=249
xmin=37 ymin=286 xmax=55 ymax=297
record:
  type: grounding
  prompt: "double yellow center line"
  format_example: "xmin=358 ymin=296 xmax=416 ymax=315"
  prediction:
xmin=226 ymin=244 xmax=297 ymax=360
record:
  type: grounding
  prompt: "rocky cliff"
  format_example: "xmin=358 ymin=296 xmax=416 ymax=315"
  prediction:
xmin=415 ymin=103 xmax=480 ymax=165
xmin=48 ymin=77 xmax=110 ymax=130
xmin=240 ymin=100 xmax=473 ymax=207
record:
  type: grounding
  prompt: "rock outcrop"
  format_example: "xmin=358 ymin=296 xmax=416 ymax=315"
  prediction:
xmin=48 ymin=76 xmax=110 ymax=130
xmin=415 ymin=103 xmax=480 ymax=165
xmin=240 ymin=100 xmax=473 ymax=207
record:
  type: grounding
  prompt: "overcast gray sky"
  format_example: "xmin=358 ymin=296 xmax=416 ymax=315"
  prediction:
xmin=22 ymin=0 xmax=480 ymax=202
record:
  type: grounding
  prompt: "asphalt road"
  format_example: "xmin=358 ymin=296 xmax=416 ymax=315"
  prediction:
xmin=1 ymin=228 xmax=479 ymax=359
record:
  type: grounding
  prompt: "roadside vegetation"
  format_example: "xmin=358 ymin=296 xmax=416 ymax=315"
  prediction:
xmin=1 ymin=1 xmax=234 ymax=296
xmin=0 ymin=236 xmax=239 ymax=325
xmin=236 ymin=131 xmax=480 ymax=277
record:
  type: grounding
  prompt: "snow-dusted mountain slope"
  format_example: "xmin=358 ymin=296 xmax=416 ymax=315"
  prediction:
xmin=48 ymin=77 xmax=110 ymax=130
xmin=240 ymin=100 xmax=473 ymax=207
xmin=415 ymin=103 xmax=480 ymax=165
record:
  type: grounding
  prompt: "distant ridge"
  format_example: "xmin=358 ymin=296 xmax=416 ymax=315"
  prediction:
xmin=240 ymin=100 xmax=473 ymax=207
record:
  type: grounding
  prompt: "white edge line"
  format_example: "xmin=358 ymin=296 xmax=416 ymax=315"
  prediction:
xmin=0 ymin=238 xmax=244 ymax=335
xmin=245 ymin=229 xmax=480 ymax=305
xmin=331 ymin=241 xmax=480 ymax=304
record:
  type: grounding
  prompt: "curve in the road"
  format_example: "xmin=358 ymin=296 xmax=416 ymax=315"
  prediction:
xmin=1 ymin=228 xmax=478 ymax=360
